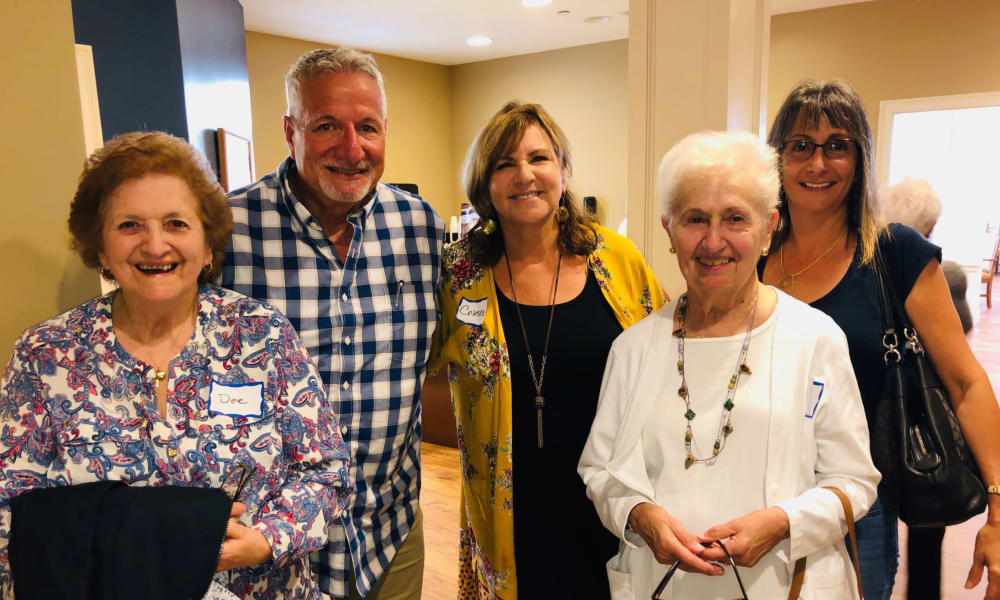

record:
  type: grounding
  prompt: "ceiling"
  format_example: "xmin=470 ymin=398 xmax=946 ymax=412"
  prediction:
xmin=240 ymin=0 xmax=873 ymax=67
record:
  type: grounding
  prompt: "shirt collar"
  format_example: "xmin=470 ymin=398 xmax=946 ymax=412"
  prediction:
xmin=278 ymin=157 xmax=379 ymax=230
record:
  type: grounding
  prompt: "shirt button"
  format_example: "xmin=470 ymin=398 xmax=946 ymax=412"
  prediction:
xmin=341 ymin=293 xmax=348 ymax=302
xmin=344 ymin=336 xmax=351 ymax=345
xmin=340 ymin=425 xmax=348 ymax=435
xmin=168 ymin=448 xmax=178 ymax=458
xmin=341 ymin=381 xmax=349 ymax=390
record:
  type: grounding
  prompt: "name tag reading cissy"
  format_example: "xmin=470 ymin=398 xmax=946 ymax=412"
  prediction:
xmin=457 ymin=297 xmax=488 ymax=327
xmin=209 ymin=380 xmax=264 ymax=418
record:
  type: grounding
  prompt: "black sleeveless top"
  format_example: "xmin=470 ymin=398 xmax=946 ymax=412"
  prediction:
xmin=497 ymin=268 xmax=623 ymax=598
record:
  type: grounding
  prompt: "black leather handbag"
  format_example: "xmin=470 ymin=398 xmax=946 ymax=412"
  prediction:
xmin=873 ymin=246 xmax=987 ymax=527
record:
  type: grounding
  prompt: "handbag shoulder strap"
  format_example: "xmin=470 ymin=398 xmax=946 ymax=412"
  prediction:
xmin=873 ymin=244 xmax=912 ymax=325
xmin=787 ymin=487 xmax=863 ymax=599
xmin=872 ymin=244 xmax=913 ymax=364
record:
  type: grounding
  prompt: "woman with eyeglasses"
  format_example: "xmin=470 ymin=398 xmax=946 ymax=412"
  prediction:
xmin=759 ymin=80 xmax=1000 ymax=599
xmin=580 ymin=129 xmax=879 ymax=599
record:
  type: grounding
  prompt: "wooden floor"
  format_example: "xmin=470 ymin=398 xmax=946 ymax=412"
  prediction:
xmin=420 ymin=299 xmax=1000 ymax=600
xmin=421 ymin=442 xmax=460 ymax=600
xmin=892 ymin=299 xmax=1000 ymax=599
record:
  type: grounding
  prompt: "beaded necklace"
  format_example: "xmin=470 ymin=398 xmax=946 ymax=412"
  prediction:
xmin=675 ymin=292 xmax=757 ymax=469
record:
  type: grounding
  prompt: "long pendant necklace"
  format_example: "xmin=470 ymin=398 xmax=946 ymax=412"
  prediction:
xmin=778 ymin=229 xmax=846 ymax=288
xmin=675 ymin=292 xmax=757 ymax=469
xmin=505 ymin=251 xmax=562 ymax=449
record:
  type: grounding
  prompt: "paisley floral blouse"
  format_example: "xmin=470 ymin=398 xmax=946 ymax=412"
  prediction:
xmin=0 ymin=285 xmax=352 ymax=600
xmin=428 ymin=225 xmax=667 ymax=599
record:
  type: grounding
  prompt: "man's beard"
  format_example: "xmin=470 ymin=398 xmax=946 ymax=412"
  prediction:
xmin=318 ymin=169 xmax=376 ymax=206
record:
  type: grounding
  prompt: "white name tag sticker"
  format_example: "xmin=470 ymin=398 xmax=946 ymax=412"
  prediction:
xmin=457 ymin=297 xmax=488 ymax=327
xmin=209 ymin=380 xmax=265 ymax=418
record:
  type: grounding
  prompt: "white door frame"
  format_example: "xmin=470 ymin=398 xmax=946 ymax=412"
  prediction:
xmin=875 ymin=91 xmax=1000 ymax=323
xmin=875 ymin=91 xmax=1000 ymax=190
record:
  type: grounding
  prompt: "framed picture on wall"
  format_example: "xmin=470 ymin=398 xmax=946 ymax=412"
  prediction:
xmin=217 ymin=128 xmax=255 ymax=192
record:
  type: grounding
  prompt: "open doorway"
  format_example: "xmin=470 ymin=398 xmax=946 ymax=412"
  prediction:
xmin=876 ymin=93 xmax=1000 ymax=322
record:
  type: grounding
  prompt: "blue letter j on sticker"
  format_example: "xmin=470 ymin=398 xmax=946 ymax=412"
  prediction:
xmin=805 ymin=380 xmax=824 ymax=418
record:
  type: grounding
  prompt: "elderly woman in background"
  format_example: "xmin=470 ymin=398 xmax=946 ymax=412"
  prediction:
xmin=0 ymin=131 xmax=351 ymax=599
xmin=579 ymin=130 xmax=879 ymax=599
xmin=760 ymin=80 xmax=1000 ymax=599
xmin=882 ymin=176 xmax=972 ymax=333
xmin=881 ymin=176 xmax=941 ymax=238
xmin=429 ymin=101 xmax=666 ymax=599
xmin=881 ymin=176 xmax=972 ymax=600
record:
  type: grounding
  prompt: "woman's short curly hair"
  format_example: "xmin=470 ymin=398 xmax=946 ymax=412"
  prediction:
xmin=68 ymin=131 xmax=234 ymax=284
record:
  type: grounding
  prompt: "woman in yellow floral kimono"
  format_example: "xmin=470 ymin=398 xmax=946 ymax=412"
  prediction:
xmin=428 ymin=102 xmax=667 ymax=599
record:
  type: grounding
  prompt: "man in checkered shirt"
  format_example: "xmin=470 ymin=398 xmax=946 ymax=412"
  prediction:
xmin=220 ymin=47 xmax=443 ymax=599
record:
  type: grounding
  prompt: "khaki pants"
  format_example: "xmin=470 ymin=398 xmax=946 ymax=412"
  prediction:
xmin=346 ymin=507 xmax=424 ymax=600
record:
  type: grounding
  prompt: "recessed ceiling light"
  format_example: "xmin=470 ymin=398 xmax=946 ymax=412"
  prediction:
xmin=467 ymin=36 xmax=493 ymax=47
xmin=584 ymin=15 xmax=612 ymax=23
xmin=522 ymin=0 xmax=552 ymax=6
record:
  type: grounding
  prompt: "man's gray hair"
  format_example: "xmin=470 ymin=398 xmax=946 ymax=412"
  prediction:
xmin=285 ymin=47 xmax=387 ymax=120
xmin=881 ymin=177 xmax=942 ymax=236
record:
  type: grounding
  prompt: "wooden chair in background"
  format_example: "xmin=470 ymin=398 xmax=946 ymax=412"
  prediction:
xmin=984 ymin=236 xmax=1000 ymax=309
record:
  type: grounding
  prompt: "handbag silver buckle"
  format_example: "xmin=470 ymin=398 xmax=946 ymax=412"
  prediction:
xmin=882 ymin=331 xmax=901 ymax=364
xmin=903 ymin=328 xmax=925 ymax=355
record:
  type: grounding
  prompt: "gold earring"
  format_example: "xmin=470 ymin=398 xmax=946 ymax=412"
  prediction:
xmin=761 ymin=247 xmax=769 ymax=257
xmin=203 ymin=260 xmax=213 ymax=274
xmin=481 ymin=218 xmax=497 ymax=235
xmin=669 ymin=247 xmax=676 ymax=254
xmin=557 ymin=204 xmax=569 ymax=223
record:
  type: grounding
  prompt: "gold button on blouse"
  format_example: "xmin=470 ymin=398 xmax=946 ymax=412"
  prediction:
xmin=168 ymin=448 xmax=178 ymax=458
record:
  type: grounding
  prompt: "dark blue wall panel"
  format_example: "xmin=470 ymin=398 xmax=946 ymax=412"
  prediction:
xmin=71 ymin=0 xmax=189 ymax=141
xmin=71 ymin=0 xmax=253 ymax=178
xmin=176 ymin=0 xmax=253 ymax=176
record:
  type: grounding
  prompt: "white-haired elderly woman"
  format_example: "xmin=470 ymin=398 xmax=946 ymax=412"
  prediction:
xmin=881 ymin=177 xmax=942 ymax=238
xmin=579 ymin=130 xmax=880 ymax=599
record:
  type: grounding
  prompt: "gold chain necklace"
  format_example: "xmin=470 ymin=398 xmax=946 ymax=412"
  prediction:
xmin=778 ymin=229 xmax=846 ymax=288
xmin=675 ymin=293 xmax=756 ymax=469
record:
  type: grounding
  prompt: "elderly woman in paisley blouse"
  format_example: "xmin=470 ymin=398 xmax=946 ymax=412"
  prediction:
xmin=429 ymin=101 xmax=667 ymax=599
xmin=0 ymin=131 xmax=351 ymax=599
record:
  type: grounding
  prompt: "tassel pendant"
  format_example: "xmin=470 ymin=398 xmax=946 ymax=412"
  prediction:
xmin=535 ymin=395 xmax=545 ymax=448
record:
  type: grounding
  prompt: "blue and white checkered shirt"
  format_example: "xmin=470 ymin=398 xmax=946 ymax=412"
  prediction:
xmin=220 ymin=158 xmax=444 ymax=597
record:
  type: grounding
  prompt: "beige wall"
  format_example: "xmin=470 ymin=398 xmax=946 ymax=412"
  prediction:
xmin=0 ymin=1 xmax=96 ymax=358
xmin=449 ymin=41 xmax=629 ymax=230
xmin=244 ymin=32 xmax=455 ymax=219
xmin=768 ymin=0 xmax=1000 ymax=144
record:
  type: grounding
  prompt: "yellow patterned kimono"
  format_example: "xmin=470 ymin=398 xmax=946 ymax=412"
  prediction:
xmin=428 ymin=225 xmax=667 ymax=600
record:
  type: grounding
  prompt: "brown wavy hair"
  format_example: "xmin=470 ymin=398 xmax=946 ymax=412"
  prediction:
xmin=461 ymin=101 xmax=597 ymax=266
xmin=68 ymin=131 xmax=234 ymax=284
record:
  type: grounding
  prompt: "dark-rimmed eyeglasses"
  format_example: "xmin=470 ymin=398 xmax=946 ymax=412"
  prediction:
xmin=651 ymin=539 xmax=748 ymax=600
xmin=780 ymin=138 xmax=856 ymax=161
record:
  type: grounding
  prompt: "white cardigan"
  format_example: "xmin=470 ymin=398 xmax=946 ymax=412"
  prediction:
xmin=578 ymin=289 xmax=880 ymax=599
